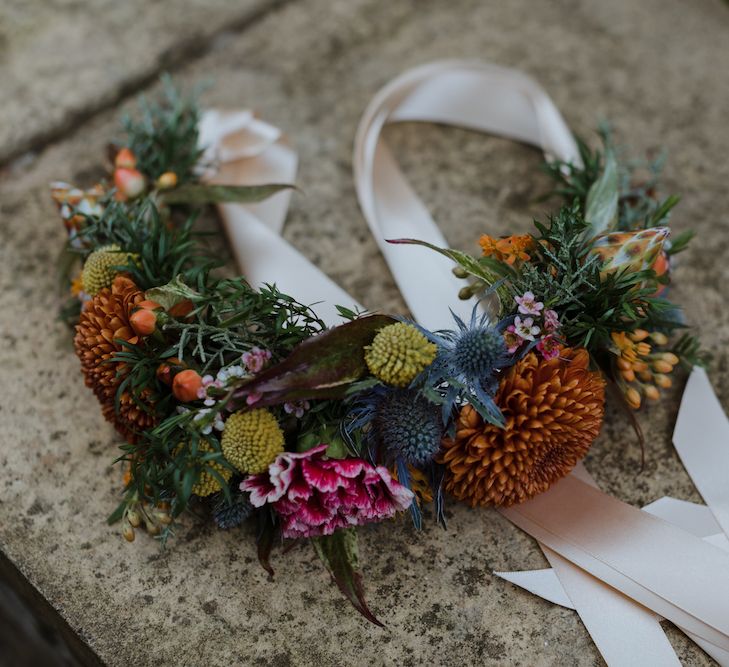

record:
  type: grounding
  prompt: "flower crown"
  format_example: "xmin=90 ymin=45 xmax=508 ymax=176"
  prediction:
xmin=55 ymin=78 xmax=704 ymax=624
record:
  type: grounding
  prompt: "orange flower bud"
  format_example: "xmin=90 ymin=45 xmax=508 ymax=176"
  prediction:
xmin=172 ymin=369 xmax=203 ymax=403
xmin=616 ymin=358 xmax=632 ymax=371
xmin=629 ymin=329 xmax=649 ymax=342
xmin=638 ymin=371 xmax=653 ymax=382
xmin=654 ymin=374 xmax=672 ymax=389
xmin=644 ymin=385 xmax=660 ymax=401
xmin=652 ymin=360 xmax=673 ymax=374
xmin=130 ymin=308 xmax=157 ymax=337
xmin=114 ymin=168 xmax=146 ymax=199
xmin=625 ymin=387 xmax=641 ymax=409
xmin=137 ymin=299 xmax=162 ymax=310
xmin=636 ymin=342 xmax=652 ymax=357
xmin=115 ymin=147 xmax=137 ymax=169
xmin=620 ymin=369 xmax=636 ymax=382
xmin=632 ymin=361 xmax=649 ymax=373
xmin=156 ymin=171 xmax=178 ymax=190
xmin=661 ymin=352 xmax=680 ymax=366
xmin=650 ymin=332 xmax=668 ymax=346
xmin=156 ymin=357 xmax=183 ymax=385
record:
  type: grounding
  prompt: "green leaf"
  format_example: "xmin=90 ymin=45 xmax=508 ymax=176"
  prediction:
xmin=584 ymin=146 xmax=618 ymax=240
xmin=145 ymin=275 xmax=200 ymax=310
xmin=231 ymin=314 xmax=395 ymax=407
xmin=159 ymin=183 xmax=294 ymax=206
xmin=388 ymin=238 xmax=512 ymax=285
xmin=257 ymin=509 xmax=276 ymax=578
xmin=312 ymin=528 xmax=383 ymax=627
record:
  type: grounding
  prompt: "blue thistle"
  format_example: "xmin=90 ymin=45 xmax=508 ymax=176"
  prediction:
xmin=345 ymin=386 xmax=445 ymax=530
xmin=419 ymin=305 xmax=513 ymax=427
xmin=373 ymin=388 xmax=443 ymax=466
xmin=212 ymin=492 xmax=254 ymax=530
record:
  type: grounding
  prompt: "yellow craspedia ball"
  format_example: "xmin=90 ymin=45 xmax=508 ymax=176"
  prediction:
xmin=221 ymin=409 xmax=285 ymax=474
xmin=365 ymin=322 xmax=436 ymax=387
xmin=191 ymin=441 xmax=233 ymax=497
xmin=81 ymin=244 xmax=139 ymax=296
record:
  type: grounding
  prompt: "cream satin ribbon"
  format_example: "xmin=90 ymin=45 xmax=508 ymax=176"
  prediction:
xmin=198 ymin=109 xmax=361 ymax=326
xmin=352 ymin=61 xmax=729 ymax=665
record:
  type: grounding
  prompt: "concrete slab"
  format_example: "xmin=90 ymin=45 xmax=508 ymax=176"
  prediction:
xmin=2 ymin=0 xmax=729 ymax=664
xmin=0 ymin=0 xmax=290 ymax=164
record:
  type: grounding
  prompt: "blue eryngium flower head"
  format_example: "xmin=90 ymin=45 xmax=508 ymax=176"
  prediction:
xmin=373 ymin=388 xmax=443 ymax=466
xmin=420 ymin=305 xmax=512 ymax=427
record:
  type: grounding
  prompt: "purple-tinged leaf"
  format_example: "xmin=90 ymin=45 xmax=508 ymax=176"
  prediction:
xmin=312 ymin=528 xmax=384 ymax=627
xmin=231 ymin=314 xmax=394 ymax=408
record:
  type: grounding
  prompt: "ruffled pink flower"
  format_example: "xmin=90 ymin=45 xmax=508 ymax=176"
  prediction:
xmin=241 ymin=445 xmax=414 ymax=539
xmin=241 ymin=347 xmax=272 ymax=374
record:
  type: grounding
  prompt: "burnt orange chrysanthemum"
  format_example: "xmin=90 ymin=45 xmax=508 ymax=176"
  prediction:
xmin=441 ymin=348 xmax=605 ymax=507
xmin=74 ymin=275 xmax=157 ymax=442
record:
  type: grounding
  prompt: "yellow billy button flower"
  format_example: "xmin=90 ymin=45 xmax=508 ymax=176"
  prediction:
xmin=221 ymin=409 xmax=285 ymax=474
xmin=81 ymin=244 xmax=140 ymax=296
xmin=191 ymin=441 xmax=233 ymax=497
xmin=364 ymin=322 xmax=437 ymax=387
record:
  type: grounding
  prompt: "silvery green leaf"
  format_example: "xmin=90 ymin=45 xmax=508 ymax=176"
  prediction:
xmin=584 ymin=147 xmax=618 ymax=240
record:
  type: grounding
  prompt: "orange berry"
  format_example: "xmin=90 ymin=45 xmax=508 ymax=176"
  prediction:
xmin=137 ymin=299 xmax=162 ymax=310
xmin=130 ymin=308 xmax=157 ymax=337
xmin=172 ymin=369 xmax=203 ymax=403
xmin=114 ymin=168 xmax=146 ymax=199
xmin=115 ymin=147 xmax=137 ymax=169
xmin=168 ymin=299 xmax=194 ymax=318
xmin=156 ymin=172 xmax=178 ymax=190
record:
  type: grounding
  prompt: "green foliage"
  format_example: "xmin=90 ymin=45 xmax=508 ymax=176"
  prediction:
xmin=514 ymin=203 xmax=679 ymax=350
xmin=70 ymin=199 xmax=217 ymax=290
xmin=312 ymin=528 xmax=383 ymax=626
xmin=544 ymin=124 xmax=683 ymax=234
xmin=122 ymin=74 xmax=203 ymax=183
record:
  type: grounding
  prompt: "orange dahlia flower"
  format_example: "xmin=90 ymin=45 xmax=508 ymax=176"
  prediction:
xmin=74 ymin=275 xmax=157 ymax=442
xmin=441 ymin=348 xmax=605 ymax=507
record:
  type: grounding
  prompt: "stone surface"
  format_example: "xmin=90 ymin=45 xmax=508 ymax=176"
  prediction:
xmin=0 ymin=0 xmax=289 ymax=165
xmin=2 ymin=0 xmax=729 ymax=665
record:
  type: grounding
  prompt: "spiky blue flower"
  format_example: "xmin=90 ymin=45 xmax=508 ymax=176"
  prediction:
xmin=419 ymin=305 xmax=513 ymax=427
xmin=373 ymin=389 xmax=443 ymax=466
xmin=212 ymin=493 xmax=254 ymax=530
xmin=345 ymin=385 xmax=445 ymax=530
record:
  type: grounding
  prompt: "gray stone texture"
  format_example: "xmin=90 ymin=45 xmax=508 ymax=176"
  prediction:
xmin=2 ymin=0 xmax=729 ymax=664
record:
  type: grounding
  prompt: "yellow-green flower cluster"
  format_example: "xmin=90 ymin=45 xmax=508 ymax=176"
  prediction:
xmin=81 ymin=244 xmax=139 ymax=296
xmin=221 ymin=409 xmax=285 ymax=474
xmin=192 ymin=441 xmax=233 ymax=497
xmin=365 ymin=322 xmax=436 ymax=387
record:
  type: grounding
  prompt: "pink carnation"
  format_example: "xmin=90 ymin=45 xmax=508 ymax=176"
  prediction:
xmin=241 ymin=445 xmax=414 ymax=539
